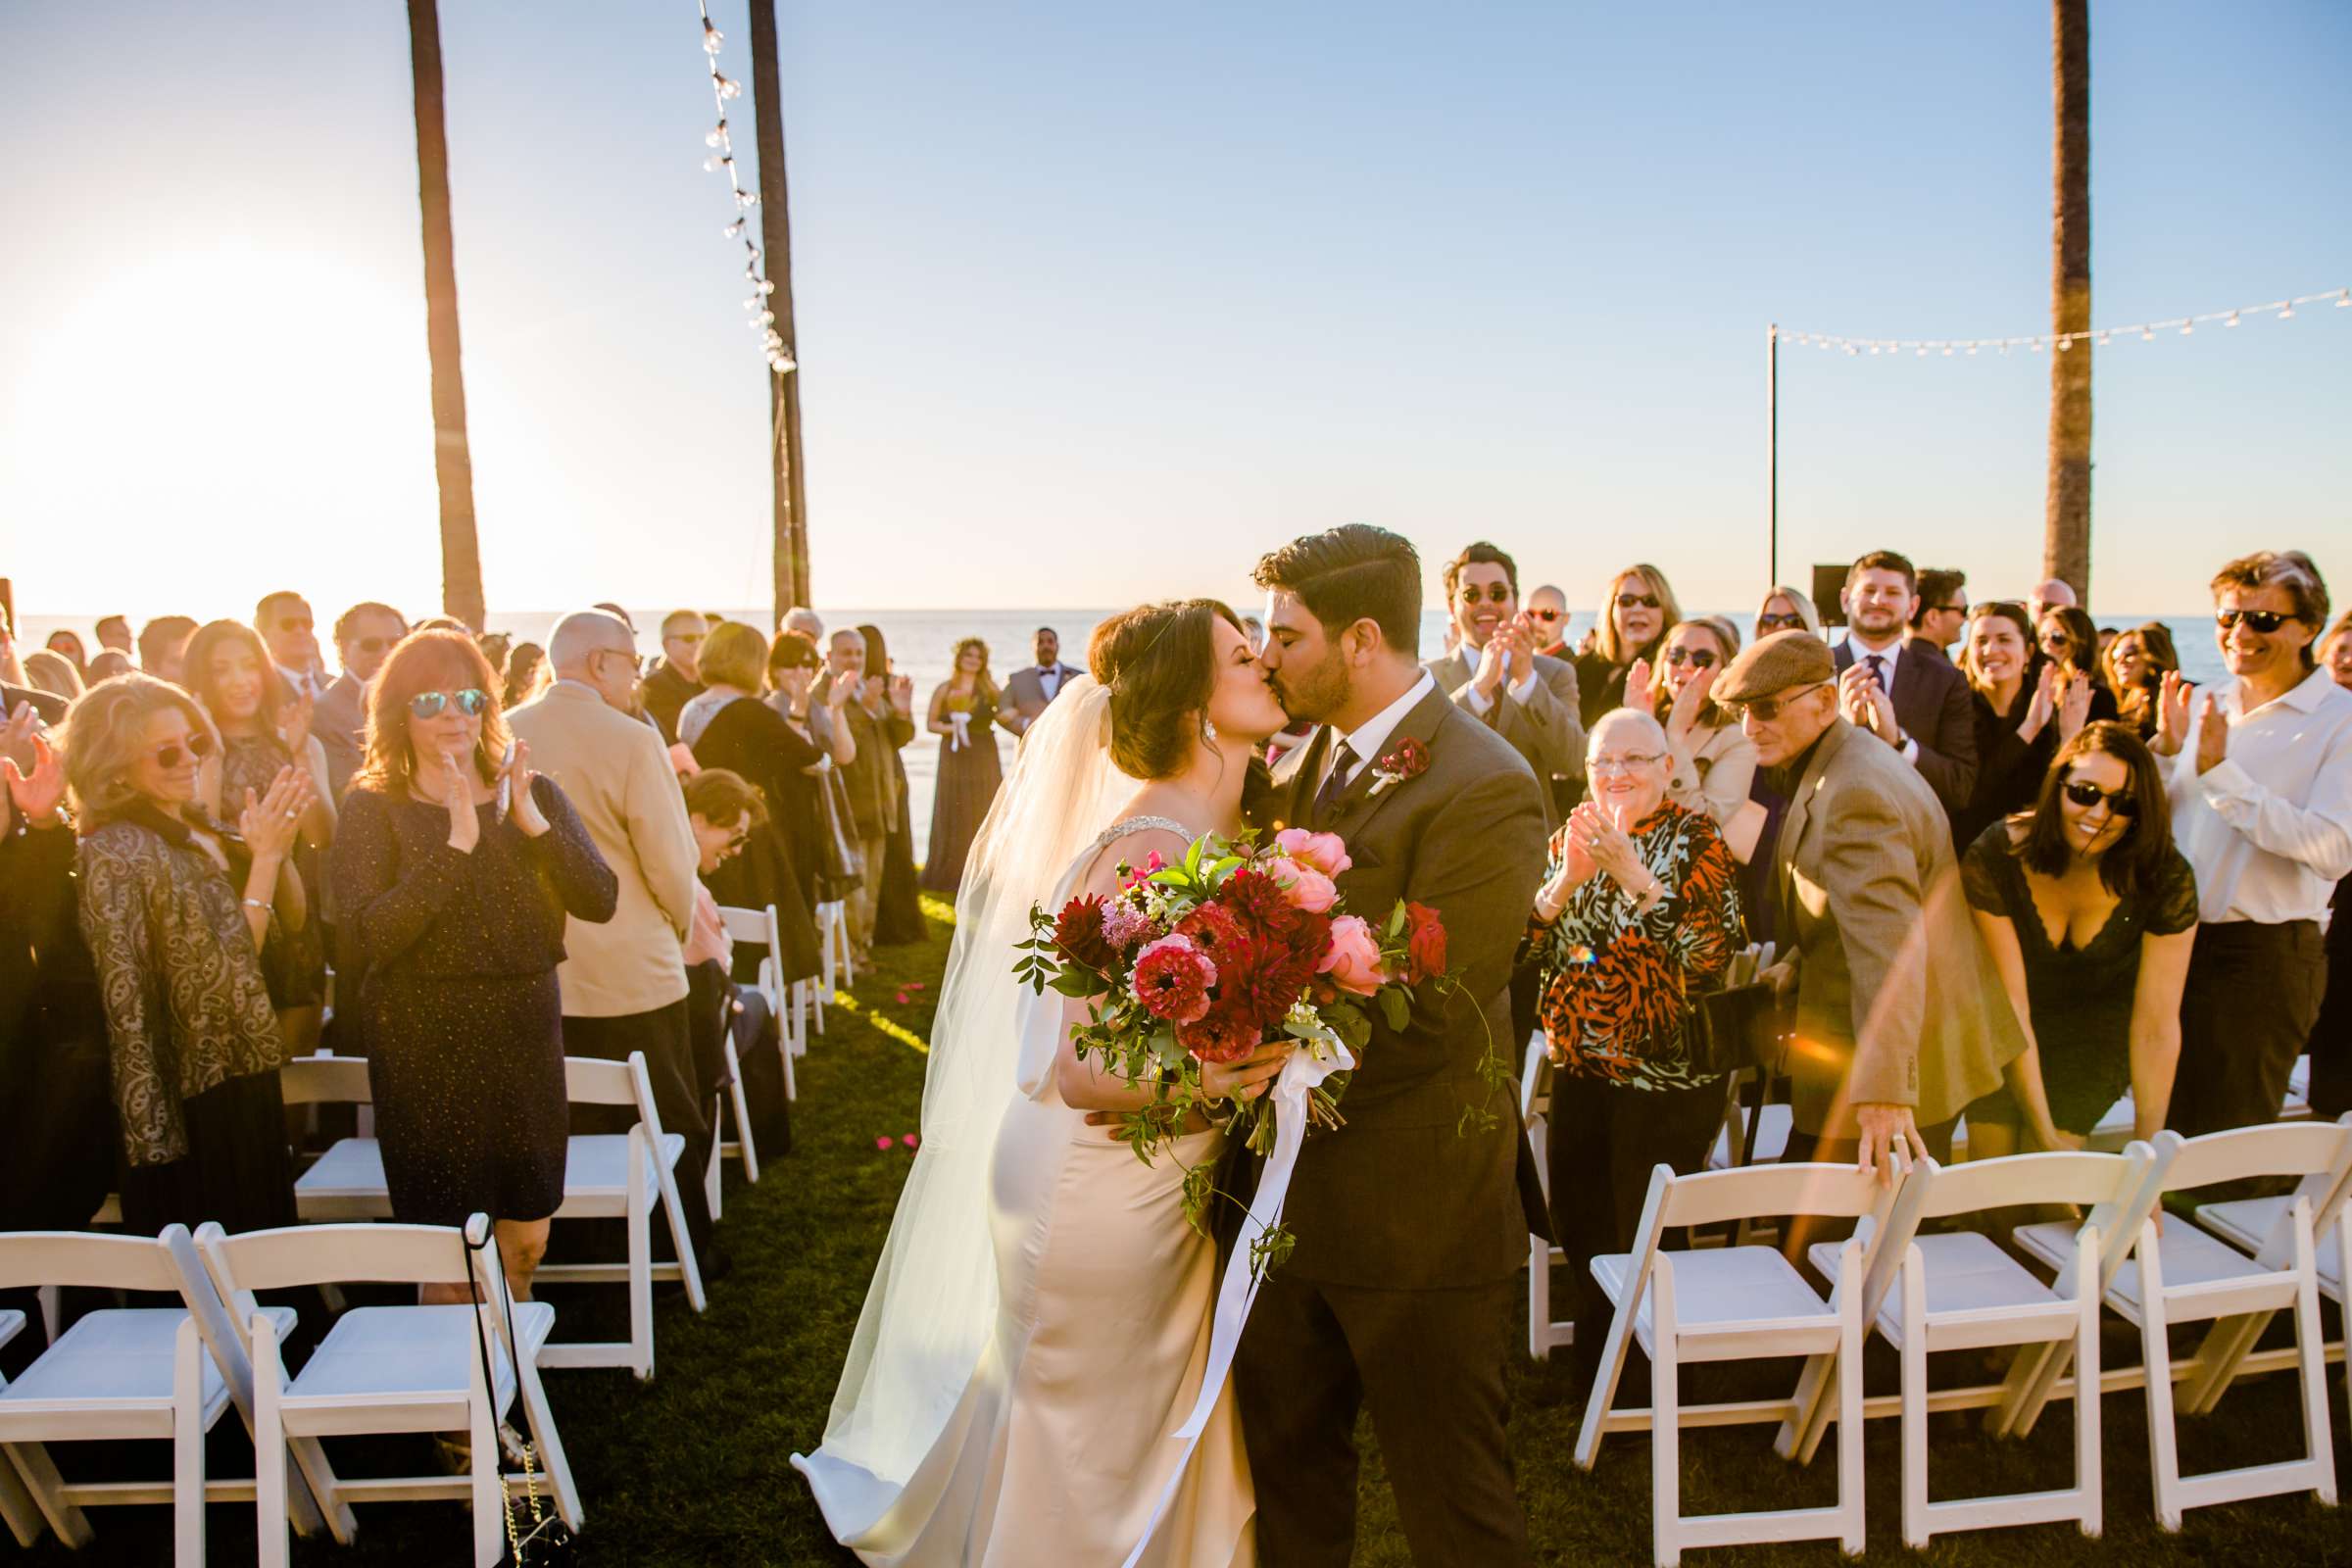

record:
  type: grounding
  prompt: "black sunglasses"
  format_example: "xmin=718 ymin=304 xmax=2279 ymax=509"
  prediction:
xmin=1616 ymin=593 xmax=1662 ymax=611
xmin=1729 ymin=681 xmax=1827 ymax=722
xmin=350 ymin=636 xmax=391 ymax=655
xmin=2216 ymin=609 xmax=2295 ymax=635
xmin=1456 ymin=584 xmax=1513 ymax=605
xmin=409 ymin=688 xmax=489 ymax=719
xmin=1664 ymin=646 xmax=1718 ymax=668
xmin=1756 ymin=612 xmax=1808 ymax=631
xmin=149 ymin=731 xmax=217 ymax=770
xmin=2061 ymin=778 xmax=2138 ymax=816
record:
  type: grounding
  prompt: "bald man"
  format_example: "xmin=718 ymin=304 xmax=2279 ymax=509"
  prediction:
xmin=2029 ymin=577 xmax=2079 ymax=625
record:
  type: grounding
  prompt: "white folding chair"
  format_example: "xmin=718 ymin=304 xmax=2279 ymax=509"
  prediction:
xmin=1520 ymin=1033 xmax=1573 ymax=1359
xmin=200 ymin=1214 xmax=581 ymax=1568
xmin=2017 ymin=1122 xmax=2347 ymax=1530
xmin=532 ymin=1053 xmax=709 ymax=1379
xmin=1575 ymin=1161 xmax=1894 ymax=1566
xmin=719 ymin=903 xmax=795 ymax=1102
xmin=1809 ymin=1149 xmax=2158 ymax=1546
xmin=0 ymin=1226 xmax=327 ymax=1564
xmin=0 ymin=1311 xmax=37 ymax=1548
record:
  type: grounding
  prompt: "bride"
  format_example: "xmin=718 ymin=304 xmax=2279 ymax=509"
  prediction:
xmin=794 ymin=599 xmax=1295 ymax=1567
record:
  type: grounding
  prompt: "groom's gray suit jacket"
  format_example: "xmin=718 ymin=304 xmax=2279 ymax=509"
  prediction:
xmin=1261 ymin=682 xmax=1551 ymax=1289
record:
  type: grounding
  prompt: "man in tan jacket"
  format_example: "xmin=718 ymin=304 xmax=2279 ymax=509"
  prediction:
xmin=509 ymin=610 xmax=717 ymax=1256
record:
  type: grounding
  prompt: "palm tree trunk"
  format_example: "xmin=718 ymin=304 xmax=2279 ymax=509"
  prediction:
xmin=747 ymin=0 xmax=810 ymax=618
xmin=2043 ymin=0 xmax=2092 ymax=604
xmin=407 ymin=0 xmax=485 ymax=630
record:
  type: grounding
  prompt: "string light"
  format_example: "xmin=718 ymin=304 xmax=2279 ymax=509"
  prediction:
xmin=695 ymin=3 xmax=795 ymax=375
xmin=1777 ymin=286 xmax=2345 ymax=361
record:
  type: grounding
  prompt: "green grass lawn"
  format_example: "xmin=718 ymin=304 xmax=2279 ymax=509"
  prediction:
xmin=19 ymin=893 xmax=2350 ymax=1565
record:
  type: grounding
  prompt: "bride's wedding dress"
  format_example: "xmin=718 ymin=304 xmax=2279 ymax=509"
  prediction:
xmin=794 ymin=683 xmax=1254 ymax=1567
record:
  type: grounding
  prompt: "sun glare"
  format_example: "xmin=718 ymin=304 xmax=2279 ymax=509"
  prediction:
xmin=2 ymin=243 xmax=440 ymax=618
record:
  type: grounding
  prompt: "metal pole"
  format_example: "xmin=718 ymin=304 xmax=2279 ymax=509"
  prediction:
xmin=1766 ymin=322 xmax=1780 ymax=590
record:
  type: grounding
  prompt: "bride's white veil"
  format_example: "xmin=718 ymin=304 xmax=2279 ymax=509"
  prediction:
xmin=797 ymin=676 xmax=1128 ymax=1520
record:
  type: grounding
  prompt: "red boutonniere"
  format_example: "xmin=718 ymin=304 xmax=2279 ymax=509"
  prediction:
xmin=1368 ymin=737 xmax=1430 ymax=797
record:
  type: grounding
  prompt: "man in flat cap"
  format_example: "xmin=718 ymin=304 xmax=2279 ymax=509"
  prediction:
xmin=1717 ymin=631 xmax=2024 ymax=1242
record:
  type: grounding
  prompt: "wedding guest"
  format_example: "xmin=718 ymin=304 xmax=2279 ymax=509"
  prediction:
xmin=1832 ymin=550 xmax=1979 ymax=820
xmin=1909 ymin=567 xmax=1969 ymax=658
xmin=510 ymin=610 xmax=719 ymax=1261
xmin=591 ymin=602 xmax=636 ymax=634
xmin=332 ymin=630 xmax=616 ymax=1301
xmin=87 ymin=651 xmax=132 ymax=683
xmin=781 ymin=606 xmax=824 ymax=645
xmin=998 ymin=626 xmax=1085 ymax=738
xmin=1425 ymin=542 xmax=1585 ymax=829
xmin=23 ymin=648 xmax=82 ymax=704
xmin=1576 ymin=564 xmax=1679 ymax=727
xmin=1716 ymin=631 xmax=2024 ymax=1213
xmin=43 ymin=628 xmax=87 ymax=677
xmin=254 ymin=590 xmax=328 ymax=700
xmin=1755 ymin=584 xmax=1823 ymax=639
xmin=2102 ymin=621 xmax=2180 ymax=740
xmin=2306 ymin=612 xmax=2352 ymax=1119
xmin=1641 ymin=616 xmax=1758 ymax=837
xmin=1529 ymin=709 xmax=1742 ymax=1366
xmin=94 ymin=615 xmax=134 ymax=659
xmin=920 ymin=637 xmax=1004 ymax=895
xmin=1951 ymin=602 xmax=2089 ymax=851
xmin=2036 ymin=604 xmax=2119 ymax=722
xmin=1963 ymin=724 xmax=2196 ymax=1154
xmin=503 ymin=640 xmax=547 ymax=710
xmin=136 ymin=614 xmax=197 ymax=684
xmin=862 ymin=623 xmax=932 ymax=948
xmin=67 ymin=674 xmax=312 ymax=1235
xmin=182 ymin=619 xmax=336 ymax=1054
xmin=643 ymin=610 xmax=709 ymax=745
xmin=1527 ymin=584 xmax=1572 ymax=659
xmin=317 ymin=601 xmax=408 ymax=797
xmin=678 ymin=765 xmax=787 ymax=1155
xmin=2029 ymin=577 xmax=2079 ymax=626
xmin=475 ymin=631 xmax=513 ymax=681
xmin=2156 ymin=552 xmax=2352 ymax=1137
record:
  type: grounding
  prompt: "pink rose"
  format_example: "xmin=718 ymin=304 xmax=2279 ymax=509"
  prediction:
xmin=1260 ymin=854 xmax=1338 ymax=913
xmin=1273 ymin=827 xmax=1352 ymax=879
xmin=1317 ymin=914 xmax=1386 ymax=997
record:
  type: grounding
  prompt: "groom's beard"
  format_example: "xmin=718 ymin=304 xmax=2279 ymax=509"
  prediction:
xmin=1268 ymin=649 xmax=1350 ymax=726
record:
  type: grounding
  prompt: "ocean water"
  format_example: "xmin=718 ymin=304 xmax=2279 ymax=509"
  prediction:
xmin=17 ymin=605 xmax=2230 ymax=847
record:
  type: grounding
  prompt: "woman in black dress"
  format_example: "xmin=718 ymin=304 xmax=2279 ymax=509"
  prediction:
xmin=1962 ymin=722 xmax=2197 ymax=1154
xmin=919 ymin=637 xmax=1005 ymax=895
xmin=331 ymin=630 xmax=615 ymax=1302
xmin=65 ymin=674 xmax=315 ymax=1234
xmin=1574 ymin=564 xmax=1681 ymax=728
xmin=861 ymin=623 xmax=932 ymax=946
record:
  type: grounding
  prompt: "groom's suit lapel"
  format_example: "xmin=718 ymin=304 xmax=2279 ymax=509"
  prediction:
xmin=1317 ymin=685 xmax=1452 ymax=841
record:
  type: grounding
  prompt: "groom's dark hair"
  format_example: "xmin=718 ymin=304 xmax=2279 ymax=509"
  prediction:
xmin=1252 ymin=525 xmax=1421 ymax=657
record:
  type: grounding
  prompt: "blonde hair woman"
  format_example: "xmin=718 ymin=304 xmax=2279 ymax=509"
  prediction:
xmin=1575 ymin=564 xmax=1682 ymax=727
xmin=1755 ymin=584 xmax=1824 ymax=638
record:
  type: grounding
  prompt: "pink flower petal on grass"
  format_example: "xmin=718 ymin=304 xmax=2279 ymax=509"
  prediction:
xmin=903 ymin=1134 xmax=920 ymax=1151
xmin=875 ymin=1136 xmax=895 ymax=1150
xmin=896 ymin=991 xmax=910 ymax=1004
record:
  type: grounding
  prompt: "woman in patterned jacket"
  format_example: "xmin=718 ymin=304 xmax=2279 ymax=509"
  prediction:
xmin=1527 ymin=708 xmax=1743 ymax=1372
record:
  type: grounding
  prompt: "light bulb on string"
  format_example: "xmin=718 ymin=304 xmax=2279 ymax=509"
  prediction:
xmin=2226 ymin=311 xmax=2240 ymax=328
xmin=2278 ymin=302 xmax=2295 ymax=319
xmin=2098 ymin=332 xmax=2111 ymax=347
xmin=2057 ymin=335 xmax=2071 ymax=352
xmin=1965 ymin=342 xmax=1978 ymax=356
xmin=1940 ymin=344 xmax=1952 ymax=356
xmin=734 ymin=188 xmax=760 ymax=208
xmin=2141 ymin=325 xmax=2155 ymax=341
xmin=2337 ymin=288 xmax=2350 ymax=307
xmin=760 ymin=278 xmax=776 ymax=295
xmin=716 ymin=74 xmax=742 ymax=100
xmin=703 ymin=21 xmax=724 ymax=53
xmin=706 ymin=122 xmax=728 ymax=148
xmin=2180 ymin=319 xmax=2193 ymax=334
xmin=724 ymin=218 xmax=745 ymax=238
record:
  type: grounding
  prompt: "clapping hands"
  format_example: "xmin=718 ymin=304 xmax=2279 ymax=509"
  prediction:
xmin=1567 ymin=800 xmax=1645 ymax=890
xmin=1837 ymin=661 xmax=1900 ymax=746
xmin=276 ymin=691 xmax=315 ymax=758
xmin=501 ymin=739 xmax=550 ymax=836
xmin=2151 ymin=670 xmax=2194 ymax=756
xmin=237 ymin=765 xmax=316 ymax=863
xmin=2 ymin=730 xmax=66 ymax=830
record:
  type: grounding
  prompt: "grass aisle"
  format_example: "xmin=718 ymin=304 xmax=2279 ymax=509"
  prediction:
xmin=27 ymin=891 xmax=2348 ymax=1564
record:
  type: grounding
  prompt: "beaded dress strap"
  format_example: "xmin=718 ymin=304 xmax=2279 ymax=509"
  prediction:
xmin=1090 ymin=816 xmax=1193 ymax=854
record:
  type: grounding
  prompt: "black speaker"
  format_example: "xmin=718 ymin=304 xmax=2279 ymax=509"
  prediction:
xmin=1811 ymin=564 xmax=1847 ymax=628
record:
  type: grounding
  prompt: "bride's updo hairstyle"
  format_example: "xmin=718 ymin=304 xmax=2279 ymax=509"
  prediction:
xmin=1089 ymin=598 xmax=1246 ymax=780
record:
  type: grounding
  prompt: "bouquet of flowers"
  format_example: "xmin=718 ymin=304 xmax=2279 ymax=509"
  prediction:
xmin=1014 ymin=826 xmax=1455 ymax=1254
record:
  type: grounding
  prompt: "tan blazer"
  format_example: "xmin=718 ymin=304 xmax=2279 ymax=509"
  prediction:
xmin=508 ymin=681 xmax=701 ymax=1018
xmin=1775 ymin=717 xmax=2024 ymax=1135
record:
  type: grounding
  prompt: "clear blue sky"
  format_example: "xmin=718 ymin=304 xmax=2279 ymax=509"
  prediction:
xmin=2 ymin=0 xmax=2344 ymax=624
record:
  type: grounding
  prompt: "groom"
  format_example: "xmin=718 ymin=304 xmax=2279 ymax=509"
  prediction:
xmin=1241 ymin=524 xmax=1550 ymax=1566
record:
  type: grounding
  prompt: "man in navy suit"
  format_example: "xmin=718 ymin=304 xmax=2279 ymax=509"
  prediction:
xmin=1832 ymin=550 xmax=1977 ymax=821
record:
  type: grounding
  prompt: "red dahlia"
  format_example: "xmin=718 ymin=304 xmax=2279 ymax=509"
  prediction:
xmin=1053 ymin=895 xmax=1118 ymax=974
xmin=1211 ymin=929 xmax=1319 ymax=1031
xmin=1218 ymin=868 xmax=1307 ymax=940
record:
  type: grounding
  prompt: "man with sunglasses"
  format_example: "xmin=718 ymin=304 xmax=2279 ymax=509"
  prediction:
xmin=1715 ymin=630 xmax=2025 ymax=1249
xmin=314 ymin=601 xmax=408 ymax=798
xmin=643 ymin=610 xmax=710 ymax=746
xmin=1832 ymin=550 xmax=1978 ymax=822
xmin=2154 ymin=551 xmax=2352 ymax=1139
xmin=1526 ymin=584 xmax=1572 ymax=660
xmin=1424 ymin=542 xmax=1584 ymax=830
xmin=255 ymin=589 xmax=328 ymax=701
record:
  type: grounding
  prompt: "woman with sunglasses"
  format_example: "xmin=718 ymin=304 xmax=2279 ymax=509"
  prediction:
xmin=331 ymin=630 xmax=616 ymax=1303
xmin=2100 ymin=620 xmax=2181 ymax=740
xmin=1633 ymin=616 xmax=1758 ymax=834
xmin=2035 ymin=604 xmax=2120 ymax=724
xmin=1950 ymin=602 xmax=2094 ymax=853
xmin=65 ymin=672 xmax=315 ymax=1234
xmin=1575 ymin=564 xmax=1682 ymax=728
xmin=1961 ymin=723 xmax=2195 ymax=1152
xmin=1753 ymin=584 xmax=1824 ymax=640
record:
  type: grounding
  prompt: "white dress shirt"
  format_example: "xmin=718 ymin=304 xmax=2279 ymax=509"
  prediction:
xmin=2167 ymin=666 xmax=2352 ymax=924
xmin=1037 ymin=664 xmax=1063 ymax=701
xmin=1315 ymin=670 xmax=1437 ymax=796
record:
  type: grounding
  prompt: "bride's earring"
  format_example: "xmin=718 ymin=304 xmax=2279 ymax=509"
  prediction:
xmin=1201 ymin=717 xmax=1219 ymax=742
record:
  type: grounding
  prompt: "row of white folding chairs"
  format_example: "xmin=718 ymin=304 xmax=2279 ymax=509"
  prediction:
xmin=706 ymin=899 xmax=852 ymax=1217
xmin=1571 ymin=1116 xmax=2352 ymax=1565
xmin=283 ymin=1051 xmax=705 ymax=1380
xmin=0 ymin=1213 xmax=577 ymax=1567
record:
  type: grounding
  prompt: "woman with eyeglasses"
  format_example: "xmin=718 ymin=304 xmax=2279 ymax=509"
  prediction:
xmin=1634 ymin=615 xmax=1758 ymax=834
xmin=1961 ymin=722 xmax=2195 ymax=1152
xmin=331 ymin=629 xmax=616 ymax=1301
xmin=2035 ymin=604 xmax=2120 ymax=724
xmin=1575 ymin=564 xmax=1682 ymax=729
xmin=1753 ymin=584 xmax=1824 ymax=640
xmin=2099 ymin=620 xmax=2180 ymax=740
xmin=66 ymin=672 xmax=314 ymax=1234
xmin=1527 ymin=708 xmax=1743 ymax=1376
xmin=1948 ymin=602 xmax=2094 ymax=853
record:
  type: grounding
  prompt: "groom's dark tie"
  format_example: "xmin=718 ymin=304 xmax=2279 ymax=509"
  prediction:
xmin=1312 ymin=742 xmax=1357 ymax=827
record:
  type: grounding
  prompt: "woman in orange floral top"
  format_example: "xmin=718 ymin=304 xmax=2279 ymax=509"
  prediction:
xmin=1527 ymin=709 xmax=1743 ymax=1374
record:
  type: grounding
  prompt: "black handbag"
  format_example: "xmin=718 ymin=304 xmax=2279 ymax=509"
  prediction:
xmin=1682 ymin=980 xmax=1793 ymax=1079
xmin=463 ymin=1230 xmax=579 ymax=1566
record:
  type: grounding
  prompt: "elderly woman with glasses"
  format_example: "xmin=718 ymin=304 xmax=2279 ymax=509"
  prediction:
xmin=66 ymin=673 xmax=315 ymax=1235
xmin=1527 ymin=708 xmax=1743 ymax=1370
xmin=331 ymin=629 xmax=616 ymax=1303
xmin=1961 ymin=723 xmax=2196 ymax=1152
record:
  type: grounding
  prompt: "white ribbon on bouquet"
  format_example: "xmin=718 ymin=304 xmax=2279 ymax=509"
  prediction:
xmin=946 ymin=710 xmax=973 ymax=752
xmin=1121 ymin=1038 xmax=1354 ymax=1568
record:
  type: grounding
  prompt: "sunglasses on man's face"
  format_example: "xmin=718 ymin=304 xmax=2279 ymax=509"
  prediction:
xmin=349 ymin=637 xmax=391 ymax=656
xmin=2061 ymin=777 xmax=2137 ymax=817
xmin=1664 ymin=646 xmax=1718 ymax=669
xmin=2216 ymin=608 xmax=2295 ymax=635
xmin=1616 ymin=593 xmax=1662 ymax=611
xmin=1457 ymin=584 xmax=1513 ymax=606
xmin=1731 ymin=682 xmax=1826 ymax=723
xmin=1528 ymin=608 xmax=1563 ymax=623
xmin=277 ymin=616 xmax=313 ymax=634
xmin=409 ymin=688 xmax=488 ymax=720
xmin=147 ymin=731 xmax=216 ymax=770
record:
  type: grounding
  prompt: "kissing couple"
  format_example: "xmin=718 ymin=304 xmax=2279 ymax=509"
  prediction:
xmin=793 ymin=525 xmax=1552 ymax=1566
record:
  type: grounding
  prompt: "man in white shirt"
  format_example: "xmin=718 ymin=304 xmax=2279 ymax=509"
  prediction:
xmin=1421 ymin=542 xmax=1583 ymax=829
xmin=997 ymin=626 xmax=1085 ymax=737
xmin=2157 ymin=551 xmax=2352 ymax=1136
